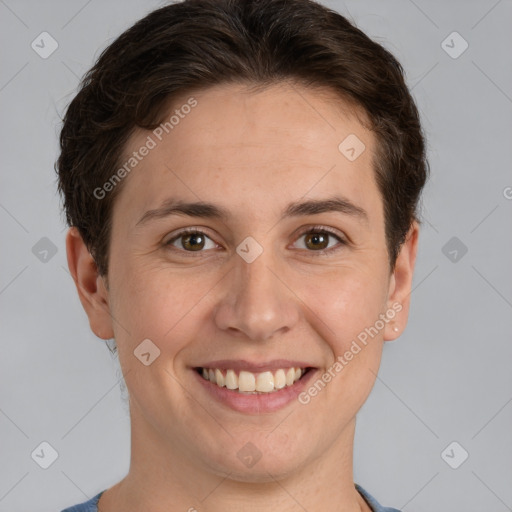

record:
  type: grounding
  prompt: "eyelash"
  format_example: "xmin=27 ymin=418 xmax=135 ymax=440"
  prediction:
xmin=164 ymin=225 xmax=347 ymax=257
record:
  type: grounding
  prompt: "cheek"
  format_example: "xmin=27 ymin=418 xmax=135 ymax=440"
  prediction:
xmin=307 ymin=266 xmax=390 ymax=344
xmin=108 ymin=261 xmax=206 ymax=346
xmin=107 ymin=266 xmax=216 ymax=405
xmin=297 ymin=272 xmax=386 ymax=423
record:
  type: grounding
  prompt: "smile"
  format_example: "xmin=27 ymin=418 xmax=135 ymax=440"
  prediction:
xmin=196 ymin=366 xmax=311 ymax=393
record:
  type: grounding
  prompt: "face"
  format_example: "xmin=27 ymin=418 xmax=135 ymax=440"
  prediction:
xmin=69 ymin=81 xmax=417 ymax=482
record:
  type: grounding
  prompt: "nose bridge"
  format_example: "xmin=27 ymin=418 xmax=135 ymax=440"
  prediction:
xmin=214 ymin=245 xmax=298 ymax=341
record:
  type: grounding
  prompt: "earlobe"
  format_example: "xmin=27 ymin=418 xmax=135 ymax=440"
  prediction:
xmin=66 ymin=227 xmax=114 ymax=340
xmin=383 ymin=221 xmax=419 ymax=342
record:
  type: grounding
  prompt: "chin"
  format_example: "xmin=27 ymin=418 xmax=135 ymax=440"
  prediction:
xmin=202 ymin=434 xmax=312 ymax=483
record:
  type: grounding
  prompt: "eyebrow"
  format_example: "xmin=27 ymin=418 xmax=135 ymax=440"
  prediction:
xmin=136 ymin=196 xmax=369 ymax=226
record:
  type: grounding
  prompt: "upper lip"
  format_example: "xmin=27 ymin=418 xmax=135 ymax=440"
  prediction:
xmin=193 ymin=359 xmax=316 ymax=372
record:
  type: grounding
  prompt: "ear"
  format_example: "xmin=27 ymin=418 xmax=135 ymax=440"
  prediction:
xmin=383 ymin=221 xmax=419 ymax=341
xmin=65 ymin=227 xmax=114 ymax=340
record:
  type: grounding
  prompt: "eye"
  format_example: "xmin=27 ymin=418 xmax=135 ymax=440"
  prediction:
xmin=293 ymin=226 xmax=347 ymax=255
xmin=164 ymin=226 xmax=347 ymax=256
xmin=165 ymin=228 xmax=218 ymax=253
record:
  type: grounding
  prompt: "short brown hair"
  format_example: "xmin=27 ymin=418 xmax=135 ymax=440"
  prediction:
xmin=56 ymin=0 xmax=429 ymax=276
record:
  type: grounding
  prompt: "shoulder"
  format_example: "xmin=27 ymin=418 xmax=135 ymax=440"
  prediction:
xmin=60 ymin=491 xmax=105 ymax=512
xmin=356 ymin=484 xmax=402 ymax=512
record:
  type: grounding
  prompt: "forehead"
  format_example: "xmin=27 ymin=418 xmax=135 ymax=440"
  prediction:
xmin=112 ymin=82 xmax=380 ymax=228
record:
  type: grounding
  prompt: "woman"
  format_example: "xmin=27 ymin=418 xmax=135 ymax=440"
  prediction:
xmin=57 ymin=0 xmax=428 ymax=510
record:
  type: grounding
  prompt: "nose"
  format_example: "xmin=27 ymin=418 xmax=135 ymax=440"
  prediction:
xmin=213 ymin=250 xmax=299 ymax=342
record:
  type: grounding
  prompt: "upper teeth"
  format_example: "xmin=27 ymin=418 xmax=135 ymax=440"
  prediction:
xmin=201 ymin=367 xmax=305 ymax=393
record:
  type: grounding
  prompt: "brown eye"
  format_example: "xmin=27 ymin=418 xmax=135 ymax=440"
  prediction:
xmin=181 ymin=232 xmax=206 ymax=251
xmin=293 ymin=227 xmax=346 ymax=255
xmin=304 ymin=232 xmax=329 ymax=250
xmin=166 ymin=229 xmax=217 ymax=252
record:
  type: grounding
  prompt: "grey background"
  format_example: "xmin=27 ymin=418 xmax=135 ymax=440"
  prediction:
xmin=1 ymin=1 xmax=511 ymax=511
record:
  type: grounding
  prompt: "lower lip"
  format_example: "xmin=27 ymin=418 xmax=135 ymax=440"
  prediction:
xmin=193 ymin=368 xmax=317 ymax=414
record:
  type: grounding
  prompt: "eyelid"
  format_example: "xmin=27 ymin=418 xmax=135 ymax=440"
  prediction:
xmin=293 ymin=224 xmax=346 ymax=241
xmin=163 ymin=226 xmax=217 ymax=244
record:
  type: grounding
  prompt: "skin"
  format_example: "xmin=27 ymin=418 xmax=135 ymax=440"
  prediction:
xmin=67 ymin=81 xmax=418 ymax=512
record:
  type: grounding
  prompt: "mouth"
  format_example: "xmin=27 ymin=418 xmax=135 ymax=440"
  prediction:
xmin=194 ymin=366 xmax=314 ymax=394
